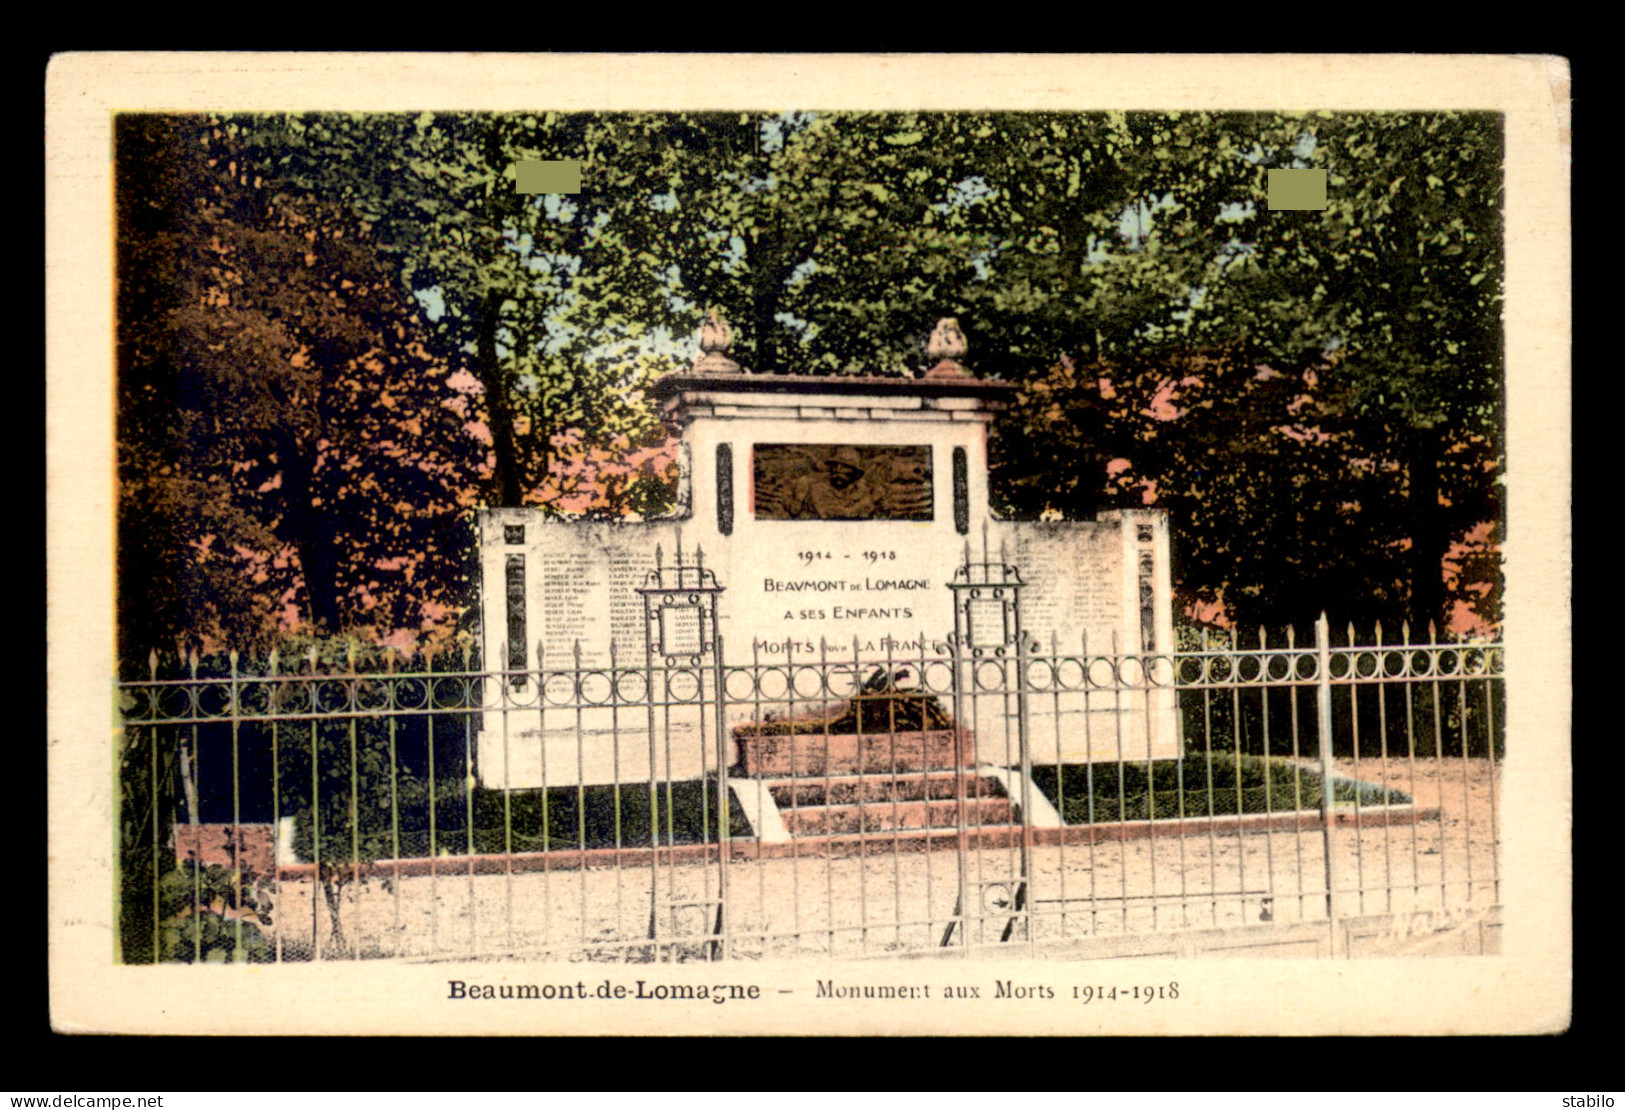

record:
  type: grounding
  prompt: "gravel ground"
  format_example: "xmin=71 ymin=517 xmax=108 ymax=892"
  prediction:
xmin=265 ymin=757 xmax=1500 ymax=962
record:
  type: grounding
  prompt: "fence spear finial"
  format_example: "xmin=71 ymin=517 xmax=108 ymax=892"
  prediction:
xmin=147 ymin=648 xmax=158 ymax=678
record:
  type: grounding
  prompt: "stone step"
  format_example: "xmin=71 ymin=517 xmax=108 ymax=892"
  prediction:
xmin=736 ymin=729 xmax=970 ymax=777
xmin=779 ymin=797 xmax=1018 ymax=836
xmin=767 ymin=771 xmax=1002 ymax=808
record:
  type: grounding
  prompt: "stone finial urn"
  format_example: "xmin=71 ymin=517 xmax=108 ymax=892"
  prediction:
xmin=691 ymin=310 xmax=744 ymax=374
xmin=924 ymin=317 xmax=972 ymax=379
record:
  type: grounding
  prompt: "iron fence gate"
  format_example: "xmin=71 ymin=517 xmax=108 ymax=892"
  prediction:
xmin=116 ymin=545 xmax=1503 ymax=964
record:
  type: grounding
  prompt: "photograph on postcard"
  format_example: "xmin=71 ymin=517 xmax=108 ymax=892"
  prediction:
xmin=48 ymin=54 xmax=1570 ymax=1035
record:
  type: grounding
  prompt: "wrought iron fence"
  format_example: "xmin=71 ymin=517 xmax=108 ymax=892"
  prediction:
xmin=115 ymin=557 xmax=1503 ymax=964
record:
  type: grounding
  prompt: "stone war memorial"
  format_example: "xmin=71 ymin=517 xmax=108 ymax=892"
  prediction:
xmin=94 ymin=96 xmax=1517 ymax=985
xmin=475 ymin=313 xmax=1179 ymax=834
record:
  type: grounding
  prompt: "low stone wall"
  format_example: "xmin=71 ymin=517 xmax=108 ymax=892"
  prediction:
xmin=271 ymin=802 xmax=1439 ymax=879
xmin=173 ymin=823 xmax=276 ymax=876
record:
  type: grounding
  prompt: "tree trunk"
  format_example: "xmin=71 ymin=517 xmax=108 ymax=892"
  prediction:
xmin=475 ymin=289 xmax=524 ymax=506
xmin=736 ymin=225 xmax=785 ymax=374
xmin=750 ymin=282 xmax=780 ymax=372
xmin=178 ymin=740 xmax=199 ymax=825
xmin=1406 ymin=426 xmax=1450 ymax=637
xmin=277 ymin=434 xmax=344 ymax=632
xmin=321 ymin=876 xmax=347 ymax=958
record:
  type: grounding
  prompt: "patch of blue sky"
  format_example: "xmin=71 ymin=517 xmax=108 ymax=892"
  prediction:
xmin=650 ymin=191 xmax=678 ymax=212
xmin=765 ymin=111 xmax=817 ymax=153
xmin=1171 ymin=285 xmax=1207 ymax=324
xmin=541 ymin=193 xmax=578 ymax=223
xmin=414 ymin=286 xmax=446 ymax=321
xmin=1117 ymin=194 xmax=1174 ymax=247
xmin=932 ymin=175 xmax=994 ymax=215
xmin=639 ymin=324 xmax=689 ymax=361
xmin=575 ymin=324 xmax=690 ymax=371
xmin=525 ymin=250 xmax=581 ymax=277
xmin=1240 ymin=131 xmax=1317 ymax=169
xmin=665 ymin=280 xmax=699 ymax=320
xmin=760 ymin=115 xmax=788 ymax=154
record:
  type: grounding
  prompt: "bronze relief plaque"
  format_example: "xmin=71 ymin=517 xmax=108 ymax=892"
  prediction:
xmin=752 ymin=444 xmax=933 ymax=522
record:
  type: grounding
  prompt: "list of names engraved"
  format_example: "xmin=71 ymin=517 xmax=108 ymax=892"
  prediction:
xmin=532 ymin=535 xmax=660 ymax=670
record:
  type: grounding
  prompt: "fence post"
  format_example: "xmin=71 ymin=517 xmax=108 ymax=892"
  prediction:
xmin=1315 ymin=614 xmax=1343 ymax=956
xmin=714 ymin=632 xmax=731 ymax=961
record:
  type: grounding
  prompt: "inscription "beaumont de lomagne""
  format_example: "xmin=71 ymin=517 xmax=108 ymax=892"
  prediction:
xmin=763 ymin=576 xmax=932 ymax=624
xmin=762 ymin=577 xmax=931 ymax=592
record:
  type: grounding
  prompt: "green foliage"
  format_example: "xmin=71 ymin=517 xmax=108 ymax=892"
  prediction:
xmin=116 ymin=115 xmax=482 ymax=654
xmin=117 ymin=723 xmax=172 ymax=964
xmin=118 ymin=109 xmax=1504 ymax=652
xmin=1033 ymin=755 xmax=1407 ymax=825
xmin=118 ymin=719 xmax=275 ymax=964
xmin=454 ymin=780 xmax=750 ymax=852
xmin=153 ymin=861 xmax=274 ymax=964
xmin=290 ymin=776 xmax=749 ymax=862
xmin=984 ymin=112 xmax=1502 ymax=631
xmin=1178 ymin=663 xmax=1505 ymax=762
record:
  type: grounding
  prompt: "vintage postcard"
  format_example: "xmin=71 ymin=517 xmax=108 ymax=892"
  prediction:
xmin=46 ymin=53 xmax=1571 ymax=1036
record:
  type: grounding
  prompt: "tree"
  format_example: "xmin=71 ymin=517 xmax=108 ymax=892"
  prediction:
xmin=1176 ymin=112 xmax=1504 ymax=632
xmin=964 ymin=111 xmax=1502 ymax=632
xmin=121 ymin=110 xmax=1504 ymax=647
xmin=117 ymin=115 xmax=484 ymax=656
xmin=226 ymin=112 xmax=676 ymax=511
